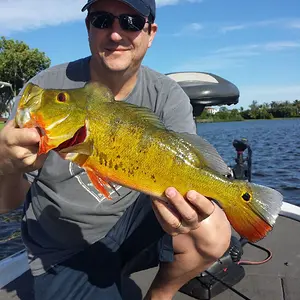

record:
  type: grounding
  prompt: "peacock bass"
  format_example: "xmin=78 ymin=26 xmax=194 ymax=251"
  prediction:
xmin=15 ymin=82 xmax=283 ymax=242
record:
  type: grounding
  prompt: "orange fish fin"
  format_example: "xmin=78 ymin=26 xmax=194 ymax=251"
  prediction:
xmin=226 ymin=209 xmax=273 ymax=243
xmin=85 ymin=167 xmax=113 ymax=200
xmin=38 ymin=135 xmax=51 ymax=154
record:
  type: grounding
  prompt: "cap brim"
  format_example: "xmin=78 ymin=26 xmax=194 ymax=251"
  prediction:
xmin=81 ymin=0 xmax=150 ymax=17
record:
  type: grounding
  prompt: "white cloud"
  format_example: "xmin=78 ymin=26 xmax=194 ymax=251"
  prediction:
xmin=172 ymin=53 xmax=252 ymax=73
xmin=172 ymin=22 xmax=203 ymax=36
xmin=215 ymin=41 xmax=300 ymax=54
xmin=214 ymin=44 xmax=260 ymax=54
xmin=288 ymin=21 xmax=300 ymax=29
xmin=171 ymin=54 xmax=246 ymax=72
xmin=220 ymin=24 xmax=247 ymax=33
xmin=220 ymin=19 xmax=300 ymax=33
xmin=220 ymin=20 xmax=277 ymax=33
xmin=0 ymin=0 xmax=86 ymax=35
xmin=0 ymin=0 xmax=204 ymax=35
xmin=263 ymin=41 xmax=300 ymax=51
xmin=172 ymin=41 xmax=300 ymax=73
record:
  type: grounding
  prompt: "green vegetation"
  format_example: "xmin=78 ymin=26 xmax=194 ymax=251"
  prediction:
xmin=0 ymin=37 xmax=51 ymax=116
xmin=0 ymin=36 xmax=51 ymax=95
xmin=196 ymin=100 xmax=300 ymax=123
xmin=0 ymin=122 xmax=4 ymax=130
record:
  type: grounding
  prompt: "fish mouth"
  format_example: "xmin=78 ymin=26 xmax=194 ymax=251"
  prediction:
xmin=54 ymin=125 xmax=87 ymax=152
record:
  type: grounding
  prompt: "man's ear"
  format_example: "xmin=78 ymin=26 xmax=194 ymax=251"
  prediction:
xmin=148 ymin=23 xmax=158 ymax=48
xmin=85 ymin=16 xmax=90 ymax=31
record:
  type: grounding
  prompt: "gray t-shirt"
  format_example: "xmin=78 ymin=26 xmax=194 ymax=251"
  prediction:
xmin=10 ymin=56 xmax=196 ymax=276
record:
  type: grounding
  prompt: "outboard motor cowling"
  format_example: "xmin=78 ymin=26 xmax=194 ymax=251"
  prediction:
xmin=166 ymin=72 xmax=240 ymax=116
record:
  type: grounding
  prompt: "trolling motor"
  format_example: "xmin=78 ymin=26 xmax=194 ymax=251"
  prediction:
xmin=232 ymin=139 xmax=252 ymax=181
xmin=179 ymin=139 xmax=253 ymax=300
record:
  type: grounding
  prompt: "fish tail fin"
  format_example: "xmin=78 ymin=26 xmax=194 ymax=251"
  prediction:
xmin=225 ymin=182 xmax=283 ymax=242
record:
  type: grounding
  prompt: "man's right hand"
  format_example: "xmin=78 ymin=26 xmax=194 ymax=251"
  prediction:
xmin=0 ymin=120 xmax=47 ymax=176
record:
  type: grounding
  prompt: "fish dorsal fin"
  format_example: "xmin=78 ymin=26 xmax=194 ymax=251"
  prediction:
xmin=116 ymin=102 xmax=166 ymax=130
xmin=84 ymin=83 xmax=166 ymax=130
xmin=177 ymin=132 xmax=233 ymax=177
xmin=84 ymin=82 xmax=115 ymax=103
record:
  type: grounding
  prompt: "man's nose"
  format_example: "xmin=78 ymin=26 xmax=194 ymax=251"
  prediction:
xmin=109 ymin=19 xmax=123 ymax=42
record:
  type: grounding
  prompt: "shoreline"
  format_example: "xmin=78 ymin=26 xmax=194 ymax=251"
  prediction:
xmin=196 ymin=117 xmax=300 ymax=123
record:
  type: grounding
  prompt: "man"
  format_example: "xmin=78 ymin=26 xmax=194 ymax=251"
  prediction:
xmin=0 ymin=0 xmax=231 ymax=299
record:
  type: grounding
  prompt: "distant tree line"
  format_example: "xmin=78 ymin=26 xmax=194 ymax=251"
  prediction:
xmin=196 ymin=100 xmax=300 ymax=122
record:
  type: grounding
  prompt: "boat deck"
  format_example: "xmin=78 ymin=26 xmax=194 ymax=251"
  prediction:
xmin=1 ymin=215 xmax=300 ymax=300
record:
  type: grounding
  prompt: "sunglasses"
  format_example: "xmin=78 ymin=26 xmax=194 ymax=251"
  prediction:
xmin=88 ymin=11 xmax=150 ymax=32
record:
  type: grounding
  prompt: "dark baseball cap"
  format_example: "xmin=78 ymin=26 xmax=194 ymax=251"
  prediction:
xmin=81 ymin=0 xmax=156 ymax=21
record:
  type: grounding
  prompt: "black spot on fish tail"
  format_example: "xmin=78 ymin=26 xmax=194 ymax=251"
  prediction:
xmin=242 ymin=193 xmax=251 ymax=201
xmin=114 ymin=164 xmax=119 ymax=170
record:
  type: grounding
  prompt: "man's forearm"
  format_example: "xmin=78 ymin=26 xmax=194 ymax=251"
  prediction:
xmin=0 ymin=173 xmax=30 ymax=214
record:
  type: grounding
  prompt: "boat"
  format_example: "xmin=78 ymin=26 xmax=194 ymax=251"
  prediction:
xmin=0 ymin=81 xmax=14 ymax=121
xmin=1 ymin=73 xmax=300 ymax=300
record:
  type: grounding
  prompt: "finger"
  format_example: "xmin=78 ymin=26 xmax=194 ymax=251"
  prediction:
xmin=23 ymin=153 xmax=47 ymax=172
xmin=186 ymin=190 xmax=215 ymax=219
xmin=165 ymin=187 xmax=199 ymax=227
xmin=6 ymin=128 xmax=40 ymax=147
xmin=3 ymin=119 xmax=16 ymax=128
xmin=151 ymin=199 xmax=186 ymax=234
xmin=12 ymin=144 xmax=40 ymax=156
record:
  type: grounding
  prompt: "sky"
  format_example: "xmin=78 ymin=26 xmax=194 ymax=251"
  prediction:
xmin=1 ymin=0 xmax=300 ymax=109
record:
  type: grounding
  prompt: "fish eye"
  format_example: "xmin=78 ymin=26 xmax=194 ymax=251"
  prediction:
xmin=57 ymin=93 xmax=67 ymax=103
xmin=242 ymin=192 xmax=251 ymax=202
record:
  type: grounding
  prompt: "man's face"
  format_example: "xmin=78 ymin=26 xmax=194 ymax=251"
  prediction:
xmin=86 ymin=0 xmax=157 ymax=73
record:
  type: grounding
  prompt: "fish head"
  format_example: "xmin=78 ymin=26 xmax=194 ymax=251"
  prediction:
xmin=15 ymin=83 xmax=88 ymax=154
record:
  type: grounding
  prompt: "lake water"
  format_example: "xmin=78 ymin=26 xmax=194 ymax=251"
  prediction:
xmin=0 ymin=119 xmax=299 ymax=260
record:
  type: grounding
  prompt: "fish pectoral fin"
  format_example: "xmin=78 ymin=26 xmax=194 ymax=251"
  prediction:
xmin=85 ymin=166 xmax=114 ymax=200
xmin=176 ymin=132 xmax=233 ymax=177
xmin=59 ymin=141 xmax=93 ymax=156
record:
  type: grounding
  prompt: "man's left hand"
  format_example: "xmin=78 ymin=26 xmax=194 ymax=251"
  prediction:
xmin=151 ymin=187 xmax=224 ymax=236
